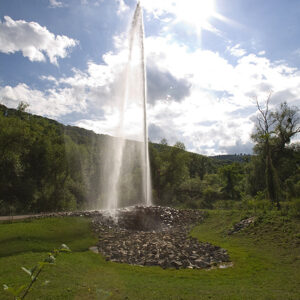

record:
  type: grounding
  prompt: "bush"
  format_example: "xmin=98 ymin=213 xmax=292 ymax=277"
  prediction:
xmin=197 ymin=198 xmax=213 ymax=209
xmin=289 ymin=198 xmax=300 ymax=218
xmin=3 ymin=244 xmax=71 ymax=299
xmin=213 ymin=199 xmax=242 ymax=210
xmin=244 ymin=191 xmax=274 ymax=212
xmin=184 ymin=199 xmax=199 ymax=209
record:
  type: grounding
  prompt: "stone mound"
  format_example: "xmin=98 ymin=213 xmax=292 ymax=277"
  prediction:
xmin=228 ymin=217 xmax=255 ymax=235
xmin=92 ymin=206 xmax=230 ymax=269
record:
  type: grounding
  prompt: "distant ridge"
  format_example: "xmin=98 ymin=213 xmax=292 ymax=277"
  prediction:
xmin=210 ymin=154 xmax=251 ymax=163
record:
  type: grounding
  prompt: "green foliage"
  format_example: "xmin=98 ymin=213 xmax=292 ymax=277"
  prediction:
xmin=0 ymin=106 xmax=78 ymax=213
xmin=250 ymin=98 xmax=300 ymax=209
xmin=2 ymin=104 xmax=220 ymax=212
xmin=218 ymin=163 xmax=243 ymax=200
xmin=240 ymin=192 xmax=273 ymax=212
xmin=0 ymin=101 xmax=299 ymax=214
xmin=149 ymin=140 xmax=223 ymax=208
xmin=149 ymin=140 xmax=191 ymax=205
xmin=17 ymin=102 xmax=29 ymax=113
xmin=0 ymin=104 xmax=109 ymax=213
xmin=211 ymin=154 xmax=251 ymax=164
xmin=203 ymin=187 xmax=220 ymax=204
xmin=189 ymin=153 xmax=214 ymax=179
xmin=3 ymin=244 xmax=71 ymax=299
xmin=285 ymin=198 xmax=300 ymax=218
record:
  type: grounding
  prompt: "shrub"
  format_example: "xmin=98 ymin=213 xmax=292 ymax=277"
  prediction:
xmin=3 ymin=244 xmax=71 ymax=299
xmin=289 ymin=198 xmax=300 ymax=218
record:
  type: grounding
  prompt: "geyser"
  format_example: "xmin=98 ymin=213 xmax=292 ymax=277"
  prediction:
xmin=99 ymin=2 xmax=152 ymax=210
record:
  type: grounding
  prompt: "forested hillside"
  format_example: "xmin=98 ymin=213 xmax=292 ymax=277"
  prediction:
xmin=1 ymin=102 xmax=299 ymax=216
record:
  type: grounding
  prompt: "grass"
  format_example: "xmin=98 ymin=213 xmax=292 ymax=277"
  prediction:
xmin=0 ymin=217 xmax=97 ymax=257
xmin=0 ymin=212 xmax=299 ymax=299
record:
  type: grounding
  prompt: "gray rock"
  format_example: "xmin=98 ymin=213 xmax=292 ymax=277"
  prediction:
xmin=91 ymin=206 xmax=229 ymax=269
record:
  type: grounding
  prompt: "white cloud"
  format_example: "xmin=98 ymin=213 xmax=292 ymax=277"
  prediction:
xmin=116 ymin=0 xmax=129 ymax=15
xmin=141 ymin=0 xmax=219 ymax=35
xmin=0 ymin=83 xmax=87 ymax=118
xmin=146 ymin=89 xmax=255 ymax=155
xmin=258 ymin=50 xmax=266 ymax=56
xmin=2 ymin=31 xmax=300 ymax=155
xmin=59 ymin=32 xmax=300 ymax=154
xmin=40 ymin=75 xmax=58 ymax=85
xmin=227 ymin=44 xmax=247 ymax=57
xmin=0 ymin=16 xmax=78 ymax=65
xmin=80 ymin=0 xmax=103 ymax=5
xmin=49 ymin=0 xmax=64 ymax=8
xmin=142 ymin=36 xmax=300 ymax=153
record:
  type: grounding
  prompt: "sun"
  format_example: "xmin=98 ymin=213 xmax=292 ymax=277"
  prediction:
xmin=140 ymin=0 xmax=217 ymax=35
xmin=173 ymin=0 xmax=216 ymax=33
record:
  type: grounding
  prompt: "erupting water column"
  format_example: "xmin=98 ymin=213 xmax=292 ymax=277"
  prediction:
xmin=101 ymin=2 xmax=151 ymax=210
xmin=139 ymin=2 xmax=152 ymax=208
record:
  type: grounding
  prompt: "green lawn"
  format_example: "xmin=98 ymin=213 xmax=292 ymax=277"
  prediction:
xmin=0 ymin=212 xmax=299 ymax=299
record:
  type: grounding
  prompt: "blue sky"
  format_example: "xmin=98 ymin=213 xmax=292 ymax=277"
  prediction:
xmin=1 ymin=0 xmax=300 ymax=155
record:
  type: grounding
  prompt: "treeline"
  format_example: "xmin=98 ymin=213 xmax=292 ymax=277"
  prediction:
xmin=0 ymin=100 xmax=299 ymax=216
xmin=0 ymin=103 xmax=218 ymax=214
xmin=0 ymin=104 xmax=102 ymax=214
xmin=150 ymin=100 xmax=300 ymax=216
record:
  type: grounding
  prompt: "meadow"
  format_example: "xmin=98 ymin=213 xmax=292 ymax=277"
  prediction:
xmin=1 ymin=210 xmax=299 ymax=299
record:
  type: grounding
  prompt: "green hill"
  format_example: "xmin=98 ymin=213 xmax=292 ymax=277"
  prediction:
xmin=1 ymin=103 xmax=299 ymax=215
xmin=0 ymin=104 xmax=221 ymax=214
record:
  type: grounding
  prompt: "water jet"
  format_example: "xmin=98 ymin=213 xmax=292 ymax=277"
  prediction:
xmin=100 ymin=2 xmax=152 ymax=211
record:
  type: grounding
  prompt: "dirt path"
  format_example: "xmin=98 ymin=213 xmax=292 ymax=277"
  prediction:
xmin=0 ymin=214 xmax=44 ymax=221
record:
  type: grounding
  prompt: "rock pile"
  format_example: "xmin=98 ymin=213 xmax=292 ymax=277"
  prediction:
xmin=228 ymin=216 xmax=255 ymax=235
xmin=92 ymin=206 xmax=230 ymax=269
xmin=25 ymin=210 xmax=104 ymax=219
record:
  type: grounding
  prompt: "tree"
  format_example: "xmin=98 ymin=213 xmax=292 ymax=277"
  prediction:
xmin=17 ymin=101 xmax=29 ymax=112
xmin=218 ymin=163 xmax=243 ymax=200
xmin=253 ymin=94 xmax=281 ymax=208
xmin=149 ymin=140 xmax=190 ymax=205
xmin=273 ymin=102 xmax=300 ymax=152
xmin=252 ymin=95 xmax=300 ymax=209
xmin=189 ymin=154 xmax=211 ymax=180
xmin=167 ymin=142 xmax=190 ymax=187
xmin=174 ymin=141 xmax=185 ymax=150
xmin=160 ymin=138 xmax=168 ymax=146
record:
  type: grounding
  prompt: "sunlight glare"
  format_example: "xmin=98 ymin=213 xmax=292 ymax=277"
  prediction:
xmin=140 ymin=0 xmax=216 ymax=33
xmin=176 ymin=0 xmax=215 ymax=29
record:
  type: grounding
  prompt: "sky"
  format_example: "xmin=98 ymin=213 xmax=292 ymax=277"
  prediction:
xmin=1 ymin=0 xmax=300 ymax=155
